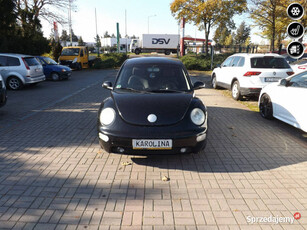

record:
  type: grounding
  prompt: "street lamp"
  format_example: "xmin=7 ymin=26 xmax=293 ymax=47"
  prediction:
xmin=148 ymin=14 xmax=156 ymax=34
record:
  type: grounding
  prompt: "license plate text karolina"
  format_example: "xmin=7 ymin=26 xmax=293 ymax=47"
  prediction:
xmin=132 ymin=139 xmax=172 ymax=150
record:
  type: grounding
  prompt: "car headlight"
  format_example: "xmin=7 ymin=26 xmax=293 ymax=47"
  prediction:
xmin=100 ymin=108 xmax=115 ymax=125
xmin=190 ymin=108 xmax=205 ymax=125
xmin=72 ymin=57 xmax=77 ymax=63
xmin=61 ymin=69 xmax=66 ymax=72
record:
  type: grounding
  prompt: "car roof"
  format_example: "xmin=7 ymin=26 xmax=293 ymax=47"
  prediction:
xmin=0 ymin=53 xmax=35 ymax=58
xmin=125 ymin=57 xmax=183 ymax=66
xmin=231 ymin=53 xmax=283 ymax=58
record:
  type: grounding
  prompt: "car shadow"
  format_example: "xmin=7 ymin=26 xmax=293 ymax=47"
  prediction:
xmin=131 ymin=105 xmax=307 ymax=173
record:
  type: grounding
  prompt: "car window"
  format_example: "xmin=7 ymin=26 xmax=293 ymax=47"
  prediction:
xmin=42 ymin=57 xmax=57 ymax=65
xmin=0 ymin=56 xmax=7 ymax=66
xmin=23 ymin=57 xmax=40 ymax=66
xmin=251 ymin=57 xmax=290 ymax=68
xmin=80 ymin=49 xmax=84 ymax=57
xmin=7 ymin=57 xmax=21 ymax=66
xmin=237 ymin=57 xmax=245 ymax=67
xmin=231 ymin=56 xmax=241 ymax=67
xmin=61 ymin=48 xmax=80 ymax=56
xmin=288 ymin=72 xmax=307 ymax=88
xmin=222 ymin=57 xmax=233 ymax=67
xmin=115 ymin=63 xmax=191 ymax=92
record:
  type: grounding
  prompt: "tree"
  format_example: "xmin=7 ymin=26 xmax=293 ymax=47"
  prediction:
xmin=60 ymin=30 xmax=69 ymax=41
xmin=95 ymin=34 xmax=101 ymax=56
xmin=170 ymin=0 xmax=246 ymax=55
xmin=78 ymin=36 xmax=85 ymax=46
xmin=103 ymin=31 xmax=111 ymax=38
xmin=214 ymin=26 xmax=231 ymax=46
xmin=50 ymin=38 xmax=62 ymax=61
xmin=111 ymin=33 xmax=116 ymax=38
xmin=225 ymin=34 xmax=234 ymax=46
xmin=234 ymin=21 xmax=250 ymax=45
xmin=15 ymin=0 xmax=76 ymax=25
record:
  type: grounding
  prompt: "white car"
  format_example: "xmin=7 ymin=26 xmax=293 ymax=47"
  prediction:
xmin=259 ymin=71 xmax=307 ymax=132
xmin=211 ymin=53 xmax=294 ymax=100
xmin=290 ymin=58 xmax=307 ymax=74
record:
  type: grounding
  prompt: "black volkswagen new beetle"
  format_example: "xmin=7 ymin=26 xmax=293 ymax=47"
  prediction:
xmin=98 ymin=57 xmax=208 ymax=154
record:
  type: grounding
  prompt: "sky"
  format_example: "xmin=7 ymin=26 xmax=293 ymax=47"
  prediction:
xmin=42 ymin=0 xmax=265 ymax=44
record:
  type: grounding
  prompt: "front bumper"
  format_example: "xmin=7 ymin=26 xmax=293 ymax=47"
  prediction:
xmin=98 ymin=128 xmax=207 ymax=155
xmin=58 ymin=71 xmax=72 ymax=79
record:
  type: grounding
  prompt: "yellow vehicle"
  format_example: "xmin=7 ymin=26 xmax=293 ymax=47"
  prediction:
xmin=58 ymin=46 xmax=95 ymax=70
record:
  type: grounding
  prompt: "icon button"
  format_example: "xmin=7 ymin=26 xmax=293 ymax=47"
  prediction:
xmin=287 ymin=3 xmax=304 ymax=20
xmin=287 ymin=41 xmax=305 ymax=59
xmin=287 ymin=22 xmax=305 ymax=39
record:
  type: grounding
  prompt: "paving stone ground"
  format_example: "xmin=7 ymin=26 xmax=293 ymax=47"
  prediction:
xmin=0 ymin=70 xmax=306 ymax=230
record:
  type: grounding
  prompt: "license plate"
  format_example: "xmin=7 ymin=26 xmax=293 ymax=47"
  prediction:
xmin=265 ymin=77 xmax=281 ymax=82
xmin=132 ymin=139 xmax=172 ymax=150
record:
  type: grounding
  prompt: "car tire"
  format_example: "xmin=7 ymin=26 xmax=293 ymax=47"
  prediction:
xmin=135 ymin=49 xmax=141 ymax=55
xmin=259 ymin=94 xmax=273 ymax=119
xmin=165 ymin=50 xmax=170 ymax=55
xmin=51 ymin=72 xmax=60 ymax=81
xmin=211 ymin=74 xmax=219 ymax=89
xmin=231 ymin=81 xmax=242 ymax=100
xmin=7 ymin=76 xmax=23 ymax=90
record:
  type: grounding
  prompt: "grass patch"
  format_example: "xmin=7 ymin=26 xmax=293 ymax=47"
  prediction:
xmin=92 ymin=53 xmax=129 ymax=69
xmin=221 ymin=90 xmax=259 ymax=112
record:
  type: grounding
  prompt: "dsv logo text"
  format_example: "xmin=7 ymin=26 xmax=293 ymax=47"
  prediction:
xmin=152 ymin=38 xmax=170 ymax=44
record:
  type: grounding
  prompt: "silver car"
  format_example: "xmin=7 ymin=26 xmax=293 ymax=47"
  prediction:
xmin=0 ymin=53 xmax=45 ymax=90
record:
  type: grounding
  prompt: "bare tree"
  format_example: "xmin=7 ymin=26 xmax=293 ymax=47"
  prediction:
xmin=16 ymin=0 xmax=77 ymax=25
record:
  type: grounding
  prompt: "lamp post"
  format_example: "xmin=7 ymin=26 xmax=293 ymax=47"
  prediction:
xmin=148 ymin=14 xmax=156 ymax=34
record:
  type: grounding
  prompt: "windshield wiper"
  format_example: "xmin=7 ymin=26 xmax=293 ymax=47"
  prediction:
xmin=117 ymin=87 xmax=144 ymax=92
xmin=147 ymin=89 xmax=183 ymax=93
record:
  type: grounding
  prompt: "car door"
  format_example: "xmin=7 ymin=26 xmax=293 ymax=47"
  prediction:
xmin=0 ymin=56 xmax=8 ymax=81
xmin=274 ymin=72 xmax=307 ymax=130
xmin=218 ymin=56 xmax=234 ymax=88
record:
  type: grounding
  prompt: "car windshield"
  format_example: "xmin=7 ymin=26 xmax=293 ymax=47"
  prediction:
xmin=61 ymin=48 xmax=80 ymax=56
xmin=23 ymin=57 xmax=40 ymax=66
xmin=42 ymin=57 xmax=58 ymax=65
xmin=251 ymin=57 xmax=290 ymax=69
xmin=114 ymin=63 xmax=191 ymax=92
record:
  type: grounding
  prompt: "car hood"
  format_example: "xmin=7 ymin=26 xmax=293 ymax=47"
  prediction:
xmin=112 ymin=91 xmax=193 ymax=126
xmin=48 ymin=64 xmax=71 ymax=71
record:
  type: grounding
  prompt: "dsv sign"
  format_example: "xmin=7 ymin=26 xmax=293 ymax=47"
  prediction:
xmin=152 ymin=38 xmax=170 ymax=44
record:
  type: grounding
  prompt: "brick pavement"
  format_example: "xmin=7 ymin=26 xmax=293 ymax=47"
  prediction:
xmin=0 ymin=72 xmax=306 ymax=229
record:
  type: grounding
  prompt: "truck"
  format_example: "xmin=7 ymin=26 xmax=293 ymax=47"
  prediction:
xmin=130 ymin=34 xmax=179 ymax=55
xmin=58 ymin=46 xmax=96 ymax=70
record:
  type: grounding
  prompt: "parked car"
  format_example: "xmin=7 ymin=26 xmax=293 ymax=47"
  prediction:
xmin=0 ymin=74 xmax=7 ymax=107
xmin=211 ymin=53 xmax=294 ymax=100
xmin=98 ymin=57 xmax=208 ymax=154
xmin=259 ymin=71 xmax=307 ymax=132
xmin=0 ymin=53 xmax=45 ymax=90
xmin=290 ymin=58 xmax=307 ymax=74
xmin=36 ymin=56 xmax=72 ymax=81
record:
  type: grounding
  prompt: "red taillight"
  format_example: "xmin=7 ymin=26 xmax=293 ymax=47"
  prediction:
xmin=287 ymin=72 xmax=294 ymax=76
xmin=22 ymin=58 xmax=30 ymax=70
xmin=243 ymin=71 xmax=261 ymax=76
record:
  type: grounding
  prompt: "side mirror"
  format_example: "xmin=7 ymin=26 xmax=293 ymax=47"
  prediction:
xmin=280 ymin=79 xmax=288 ymax=87
xmin=216 ymin=64 xmax=221 ymax=68
xmin=102 ymin=81 xmax=112 ymax=90
xmin=193 ymin=81 xmax=205 ymax=90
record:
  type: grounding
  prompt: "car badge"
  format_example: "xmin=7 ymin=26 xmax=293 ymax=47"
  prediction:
xmin=147 ymin=114 xmax=157 ymax=123
xmin=273 ymin=71 xmax=276 ymax=75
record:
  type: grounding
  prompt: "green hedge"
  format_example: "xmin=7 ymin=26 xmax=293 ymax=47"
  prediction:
xmin=92 ymin=53 xmax=129 ymax=69
xmin=180 ymin=53 xmax=234 ymax=70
